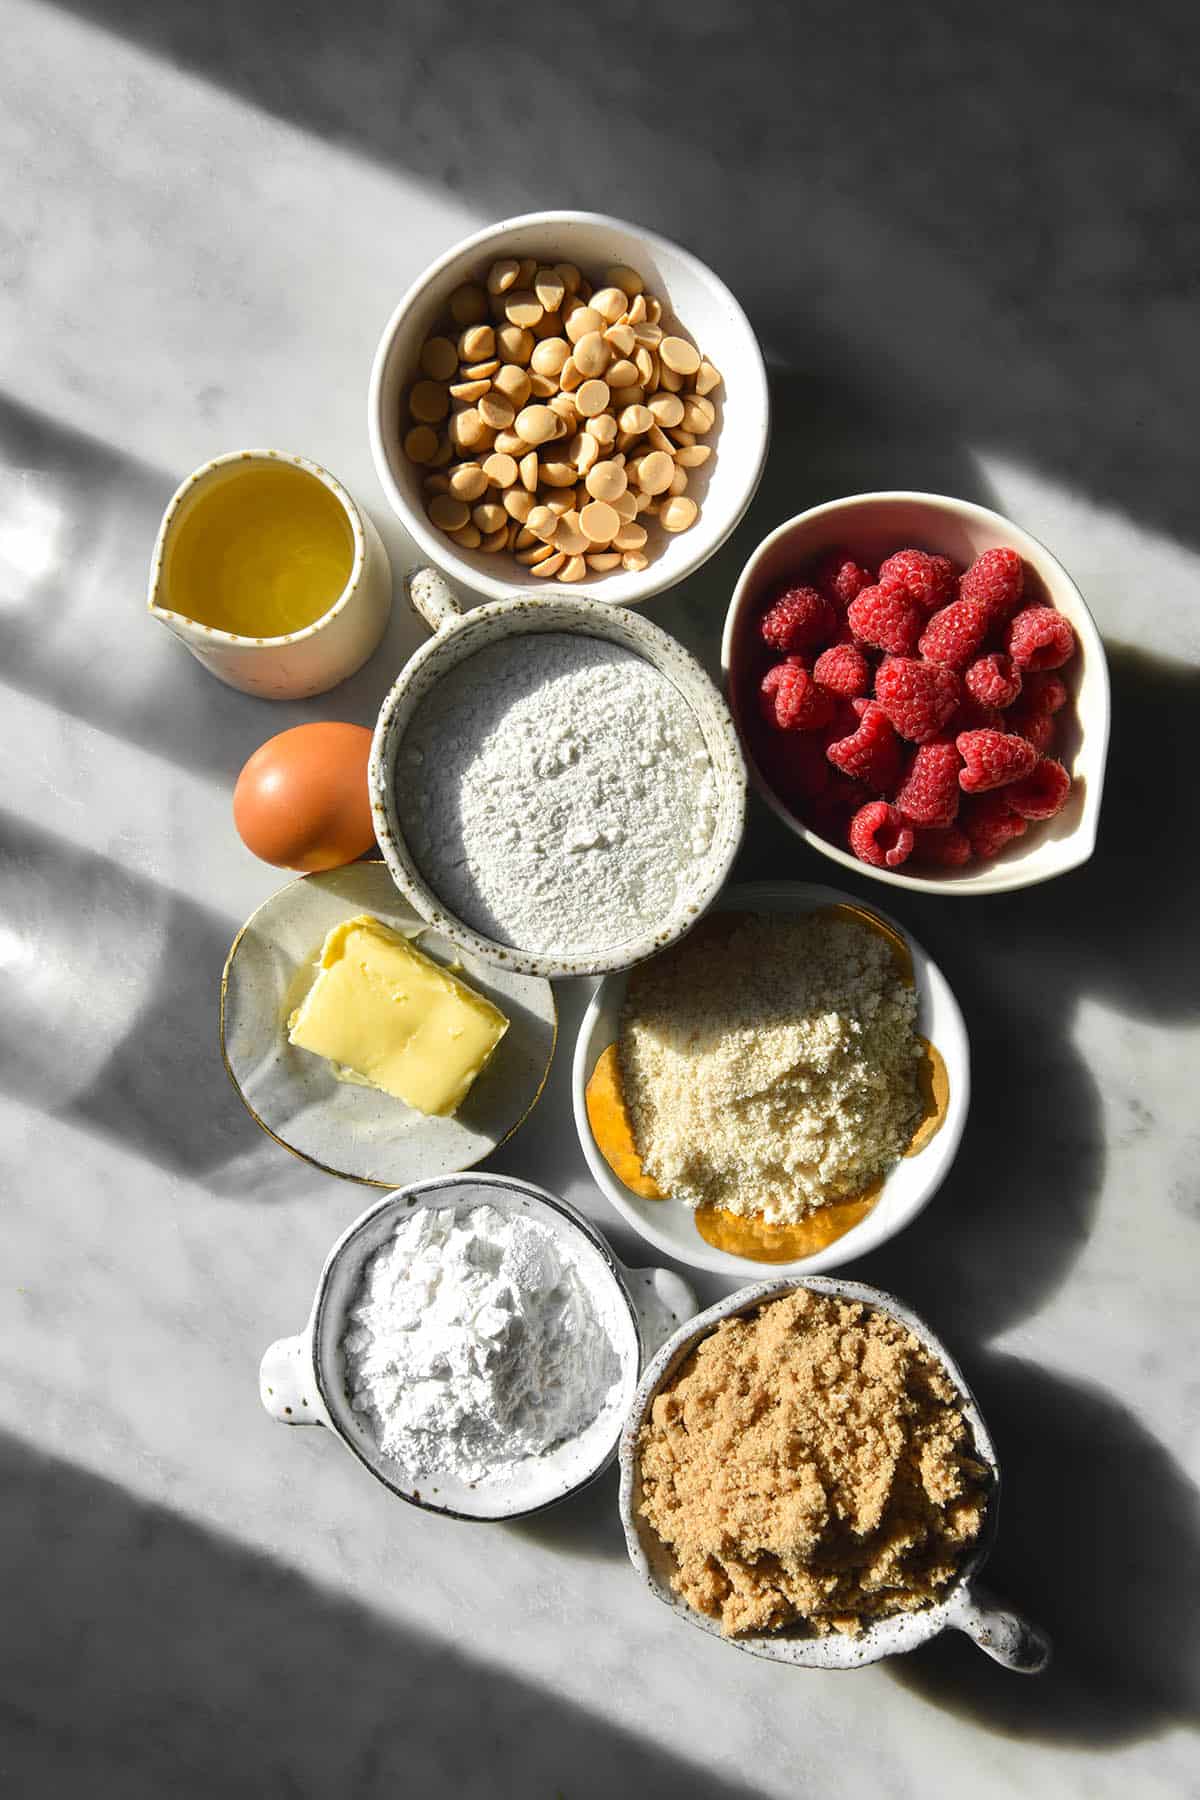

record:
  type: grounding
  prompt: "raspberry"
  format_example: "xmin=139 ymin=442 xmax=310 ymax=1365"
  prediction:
xmin=959 ymin=548 xmax=1025 ymax=623
xmin=963 ymin=793 xmax=1028 ymax=860
xmin=826 ymin=701 xmax=904 ymax=792
xmin=918 ymin=599 xmax=990 ymax=670
xmin=1005 ymin=757 xmax=1071 ymax=821
xmin=1007 ymin=606 xmax=1076 ymax=672
xmin=757 ymin=729 xmax=831 ymax=802
xmin=874 ymin=657 xmax=961 ymax=744
xmin=965 ymin=652 xmax=1022 ymax=709
xmin=947 ymin=696 xmax=1002 ymax=737
xmin=813 ymin=643 xmax=870 ymax=698
xmin=913 ymin=825 xmax=973 ymax=868
xmin=847 ymin=584 xmax=923 ymax=656
xmin=760 ymin=585 xmax=836 ymax=652
xmin=759 ymin=658 xmax=835 ymax=731
xmin=1007 ymin=704 xmax=1056 ymax=753
xmin=849 ymin=801 xmax=914 ymax=870
xmin=956 ymin=728 xmax=1039 ymax=793
xmin=813 ymin=548 xmax=874 ymax=607
xmin=1024 ymin=671 xmax=1068 ymax=715
xmin=878 ymin=549 xmax=957 ymax=612
xmin=894 ymin=740 xmax=962 ymax=827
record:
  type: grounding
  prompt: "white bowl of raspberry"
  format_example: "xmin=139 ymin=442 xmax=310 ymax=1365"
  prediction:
xmin=721 ymin=491 xmax=1110 ymax=893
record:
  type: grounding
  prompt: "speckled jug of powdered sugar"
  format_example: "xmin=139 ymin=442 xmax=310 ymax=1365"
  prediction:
xmin=259 ymin=1172 xmax=698 ymax=1521
xmin=368 ymin=569 xmax=747 ymax=979
xmin=620 ymin=1276 xmax=1051 ymax=1674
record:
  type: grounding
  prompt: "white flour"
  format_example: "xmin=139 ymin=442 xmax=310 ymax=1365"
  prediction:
xmin=395 ymin=634 xmax=717 ymax=955
xmin=342 ymin=1203 xmax=624 ymax=1485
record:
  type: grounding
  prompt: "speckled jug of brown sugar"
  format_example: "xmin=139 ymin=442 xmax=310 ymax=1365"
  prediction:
xmin=618 ymin=1276 xmax=1050 ymax=1673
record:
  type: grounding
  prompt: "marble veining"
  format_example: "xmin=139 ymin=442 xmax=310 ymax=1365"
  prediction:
xmin=1 ymin=1 xmax=1197 ymax=1795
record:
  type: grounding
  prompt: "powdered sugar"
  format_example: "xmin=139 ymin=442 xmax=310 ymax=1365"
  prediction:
xmin=342 ymin=1203 xmax=625 ymax=1485
xmin=396 ymin=634 xmax=717 ymax=956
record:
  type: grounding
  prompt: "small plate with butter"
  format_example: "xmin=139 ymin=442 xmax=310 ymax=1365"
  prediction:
xmin=221 ymin=862 xmax=556 ymax=1186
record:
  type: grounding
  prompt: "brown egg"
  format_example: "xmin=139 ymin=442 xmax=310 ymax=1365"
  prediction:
xmin=233 ymin=723 xmax=376 ymax=871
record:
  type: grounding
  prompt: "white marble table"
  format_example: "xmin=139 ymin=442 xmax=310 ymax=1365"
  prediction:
xmin=3 ymin=4 xmax=1197 ymax=1795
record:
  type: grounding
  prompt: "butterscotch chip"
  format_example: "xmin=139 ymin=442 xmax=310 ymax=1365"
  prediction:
xmin=586 ymin=551 xmax=622 ymax=571
xmin=621 ymin=550 xmax=649 ymax=571
xmin=613 ymin=522 xmax=647 ymax=551
xmin=531 ymin=550 xmax=566 ymax=577
xmin=527 ymin=504 xmax=558 ymax=541
xmin=580 ymin=499 xmax=620 ymax=544
xmin=410 ymin=380 xmax=449 ymax=423
xmin=619 ymin=404 xmax=654 ymax=436
xmin=659 ymin=335 xmax=701 ymax=376
xmin=565 ymin=305 xmax=604 ymax=344
xmin=695 ymin=360 xmax=722 ymax=396
xmin=448 ymin=521 xmax=481 ymax=549
xmin=535 ymin=267 xmax=566 ymax=311
xmin=472 ymin=501 xmax=506 ymax=534
xmin=590 ymin=286 xmax=627 ymax=323
xmin=675 ymin=444 xmax=712 ymax=468
xmin=531 ymin=337 xmax=571 ymax=377
xmin=429 ymin=494 xmax=470 ymax=532
xmin=586 ymin=460 xmax=627 ymax=503
xmin=487 ymin=257 xmax=520 ymax=295
xmin=496 ymin=324 xmax=535 ymax=365
xmin=493 ymin=364 xmax=532 ymax=408
xmin=448 ymin=463 xmax=489 ymax=502
xmin=458 ymin=324 xmax=495 ymax=363
xmin=450 ymin=378 xmax=490 ymax=401
xmin=482 ymin=452 xmax=518 ymax=488
xmin=633 ymin=450 xmax=674 ymax=495
xmin=449 ymin=284 xmax=488 ymax=326
xmin=575 ymin=379 xmax=610 ymax=418
xmin=420 ymin=336 xmax=459 ymax=380
xmin=515 ymin=405 xmax=558 ymax=445
xmin=505 ymin=290 xmax=543 ymax=329
xmin=519 ymin=450 xmax=539 ymax=491
xmin=574 ymin=331 xmax=611 ymax=378
xmin=649 ymin=392 xmax=685 ymax=429
xmin=636 ymin=1290 xmax=988 ymax=1639
xmin=553 ymin=261 xmax=582 ymax=295
xmin=660 ymin=495 xmax=698 ymax=533
xmin=480 ymin=525 xmax=508 ymax=552
xmin=477 ymin=392 xmax=515 ymax=431
xmin=404 ymin=425 xmax=439 ymax=463
xmin=606 ymin=358 xmax=639 ymax=388
xmin=604 ymin=264 xmax=644 ymax=298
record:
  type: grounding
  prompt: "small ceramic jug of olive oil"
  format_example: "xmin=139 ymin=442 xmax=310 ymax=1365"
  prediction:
xmin=148 ymin=449 xmax=392 ymax=699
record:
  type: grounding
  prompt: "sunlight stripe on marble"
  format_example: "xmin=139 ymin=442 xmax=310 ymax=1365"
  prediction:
xmin=5 ymin=0 xmax=484 ymax=478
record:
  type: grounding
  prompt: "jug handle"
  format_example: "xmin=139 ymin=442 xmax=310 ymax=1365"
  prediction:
xmin=260 ymin=1334 xmax=323 ymax=1426
xmin=950 ymin=1581 xmax=1051 ymax=1673
xmin=621 ymin=1265 xmax=699 ymax=1362
xmin=408 ymin=567 xmax=463 ymax=635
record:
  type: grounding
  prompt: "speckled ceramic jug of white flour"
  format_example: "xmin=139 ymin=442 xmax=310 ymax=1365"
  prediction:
xmin=367 ymin=569 xmax=747 ymax=979
xmin=619 ymin=1276 xmax=1051 ymax=1673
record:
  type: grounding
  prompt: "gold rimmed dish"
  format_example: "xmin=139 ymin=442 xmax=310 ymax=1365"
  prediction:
xmin=220 ymin=862 xmax=556 ymax=1187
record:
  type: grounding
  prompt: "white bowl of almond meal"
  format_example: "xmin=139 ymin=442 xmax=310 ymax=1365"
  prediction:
xmin=571 ymin=881 xmax=970 ymax=1277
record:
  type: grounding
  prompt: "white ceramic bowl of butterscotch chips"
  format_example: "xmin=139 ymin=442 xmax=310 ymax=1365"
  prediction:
xmin=722 ymin=492 xmax=1111 ymax=893
xmin=369 ymin=210 xmax=769 ymax=605
xmin=620 ymin=1276 xmax=1051 ymax=1672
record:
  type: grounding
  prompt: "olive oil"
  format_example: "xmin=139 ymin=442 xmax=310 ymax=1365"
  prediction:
xmin=164 ymin=462 xmax=354 ymax=638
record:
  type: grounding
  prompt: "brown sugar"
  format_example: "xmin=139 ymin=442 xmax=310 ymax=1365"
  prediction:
xmin=636 ymin=1290 xmax=988 ymax=1637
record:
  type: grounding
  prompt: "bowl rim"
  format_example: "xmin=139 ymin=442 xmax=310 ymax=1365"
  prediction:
xmin=368 ymin=592 xmax=749 ymax=979
xmin=571 ymin=878 xmax=970 ymax=1276
xmin=367 ymin=207 xmax=771 ymax=607
xmin=617 ymin=1272 xmax=999 ymax=1667
xmin=720 ymin=489 xmax=1112 ymax=895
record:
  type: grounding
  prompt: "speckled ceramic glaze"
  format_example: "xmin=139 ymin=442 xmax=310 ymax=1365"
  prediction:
xmin=368 ymin=568 xmax=748 ymax=979
xmin=574 ymin=880 xmax=969 ymax=1277
xmin=220 ymin=862 xmax=556 ymax=1186
xmin=619 ymin=1275 xmax=1050 ymax=1673
xmin=722 ymin=491 xmax=1110 ymax=894
xmin=260 ymin=1173 xmax=698 ymax=1522
xmin=368 ymin=209 xmax=770 ymax=607
xmin=148 ymin=447 xmax=392 ymax=698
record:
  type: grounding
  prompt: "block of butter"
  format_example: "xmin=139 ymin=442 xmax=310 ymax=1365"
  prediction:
xmin=287 ymin=914 xmax=509 ymax=1117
